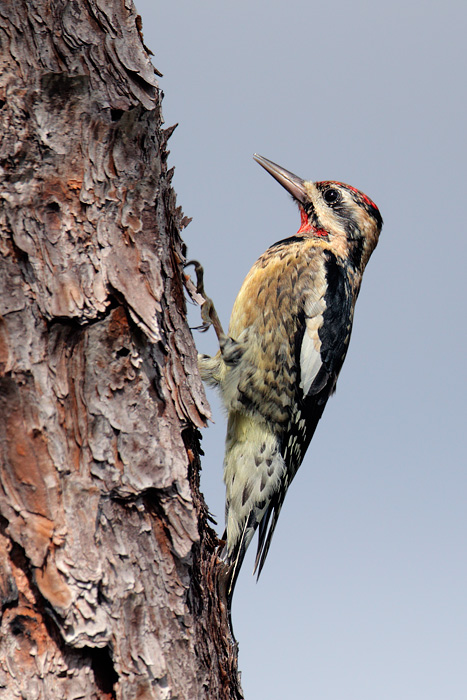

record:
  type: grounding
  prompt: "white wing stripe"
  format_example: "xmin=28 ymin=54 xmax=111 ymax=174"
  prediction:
xmin=299 ymin=320 xmax=323 ymax=395
xmin=299 ymin=288 xmax=326 ymax=396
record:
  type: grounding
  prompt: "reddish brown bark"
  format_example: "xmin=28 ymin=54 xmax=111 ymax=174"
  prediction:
xmin=0 ymin=1 xmax=242 ymax=697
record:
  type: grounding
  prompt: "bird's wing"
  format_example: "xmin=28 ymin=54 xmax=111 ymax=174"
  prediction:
xmin=254 ymin=255 xmax=353 ymax=577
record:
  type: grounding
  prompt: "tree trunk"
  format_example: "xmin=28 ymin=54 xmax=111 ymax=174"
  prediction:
xmin=0 ymin=1 xmax=242 ymax=698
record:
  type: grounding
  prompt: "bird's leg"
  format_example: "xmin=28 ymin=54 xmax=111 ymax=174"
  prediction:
xmin=185 ymin=260 xmax=225 ymax=342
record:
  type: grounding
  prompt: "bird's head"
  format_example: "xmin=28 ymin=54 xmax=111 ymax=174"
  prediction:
xmin=253 ymin=154 xmax=382 ymax=272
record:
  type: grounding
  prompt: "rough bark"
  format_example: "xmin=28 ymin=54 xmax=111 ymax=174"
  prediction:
xmin=0 ymin=1 xmax=242 ymax=698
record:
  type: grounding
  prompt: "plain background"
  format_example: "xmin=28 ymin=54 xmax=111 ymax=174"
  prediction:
xmin=136 ymin=2 xmax=466 ymax=698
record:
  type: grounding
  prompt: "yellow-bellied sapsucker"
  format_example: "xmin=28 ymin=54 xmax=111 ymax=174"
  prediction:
xmin=197 ymin=154 xmax=383 ymax=614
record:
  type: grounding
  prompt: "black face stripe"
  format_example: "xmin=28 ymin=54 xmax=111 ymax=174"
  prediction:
xmin=357 ymin=198 xmax=383 ymax=229
xmin=347 ymin=237 xmax=365 ymax=270
xmin=339 ymin=185 xmax=383 ymax=230
xmin=333 ymin=202 xmax=359 ymax=236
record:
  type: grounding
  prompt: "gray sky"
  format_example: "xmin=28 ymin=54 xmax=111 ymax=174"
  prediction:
xmin=137 ymin=2 xmax=466 ymax=698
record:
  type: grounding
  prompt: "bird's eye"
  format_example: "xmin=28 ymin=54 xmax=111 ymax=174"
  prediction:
xmin=323 ymin=188 xmax=341 ymax=204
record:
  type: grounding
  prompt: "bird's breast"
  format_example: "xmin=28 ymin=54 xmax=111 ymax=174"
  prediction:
xmin=225 ymin=242 xmax=331 ymax=430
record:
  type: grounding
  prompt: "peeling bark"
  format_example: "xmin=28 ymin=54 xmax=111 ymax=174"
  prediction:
xmin=0 ymin=1 xmax=243 ymax=698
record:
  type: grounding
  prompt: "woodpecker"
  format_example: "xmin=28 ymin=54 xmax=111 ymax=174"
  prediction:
xmin=197 ymin=154 xmax=382 ymax=613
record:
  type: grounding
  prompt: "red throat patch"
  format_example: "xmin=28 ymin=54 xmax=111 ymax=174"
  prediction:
xmin=297 ymin=208 xmax=312 ymax=234
xmin=297 ymin=208 xmax=329 ymax=237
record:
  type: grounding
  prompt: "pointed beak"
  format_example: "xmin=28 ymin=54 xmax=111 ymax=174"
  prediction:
xmin=253 ymin=154 xmax=308 ymax=205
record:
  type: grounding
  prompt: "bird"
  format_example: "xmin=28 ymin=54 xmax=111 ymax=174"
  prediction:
xmin=196 ymin=154 xmax=383 ymax=616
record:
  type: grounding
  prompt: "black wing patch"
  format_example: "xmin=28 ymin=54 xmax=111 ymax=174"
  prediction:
xmin=317 ymin=252 xmax=353 ymax=380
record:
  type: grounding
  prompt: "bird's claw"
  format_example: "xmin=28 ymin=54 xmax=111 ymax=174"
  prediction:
xmin=185 ymin=260 xmax=225 ymax=341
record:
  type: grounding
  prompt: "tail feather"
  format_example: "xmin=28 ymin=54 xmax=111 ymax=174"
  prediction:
xmin=253 ymin=497 xmax=284 ymax=578
xmin=220 ymin=511 xmax=258 ymax=615
xmin=253 ymin=501 xmax=274 ymax=575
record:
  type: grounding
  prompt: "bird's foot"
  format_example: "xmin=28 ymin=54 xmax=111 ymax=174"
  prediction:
xmin=185 ymin=260 xmax=225 ymax=341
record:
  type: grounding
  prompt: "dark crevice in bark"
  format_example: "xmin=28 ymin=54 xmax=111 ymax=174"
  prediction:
xmin=90 ymin=646 xmax=119 ymax=699
xmin=45 ymin=295 xmax=122 ymax=331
